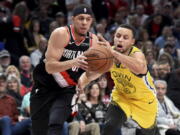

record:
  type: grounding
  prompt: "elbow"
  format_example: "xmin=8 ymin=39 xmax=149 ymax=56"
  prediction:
xmin=45 ymin=62 xmax=53 ymax=74
xmin=137 ymin=64 xmax=147 ymax=74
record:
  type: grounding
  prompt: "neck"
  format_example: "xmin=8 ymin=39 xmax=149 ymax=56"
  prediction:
xmin=72 ymin=25 xmax=86 ymax=42
xmin=158 ymin=97 xmax=164 ymax=103
xmin=90 ymin=97 xmax=98 ymax=104
xmin=124 ymin=47 xmax=132 ymax=55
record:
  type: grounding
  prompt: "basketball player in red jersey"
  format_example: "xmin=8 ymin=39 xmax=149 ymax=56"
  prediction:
xmin=30 ymin=4 xmax=98 ymax=135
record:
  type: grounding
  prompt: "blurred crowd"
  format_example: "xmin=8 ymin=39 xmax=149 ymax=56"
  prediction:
xmin=0 ymin=0 xmax=180 ymax=135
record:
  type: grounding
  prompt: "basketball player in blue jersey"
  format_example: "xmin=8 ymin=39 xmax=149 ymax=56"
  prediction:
xmin=30 ymin=4 xmax=98 ymax=135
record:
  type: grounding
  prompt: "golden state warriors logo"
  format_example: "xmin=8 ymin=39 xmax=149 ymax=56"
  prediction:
xmin=112 ymin=71 xmax=136 ymax=94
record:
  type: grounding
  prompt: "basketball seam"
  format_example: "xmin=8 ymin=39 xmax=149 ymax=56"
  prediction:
xmin=86 ymin=49 xmax=109 ymax=71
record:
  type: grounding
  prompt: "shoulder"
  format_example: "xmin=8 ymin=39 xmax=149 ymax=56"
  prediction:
xmin=4 ymin=95 xmax=16 ymax=102
xmin=48 ymin=26 xmax=70 ymax=48
xmin=130 ymin=46 xmax=144 ymax=57
xmin=50 ymin=27 xmax=69 ymax=38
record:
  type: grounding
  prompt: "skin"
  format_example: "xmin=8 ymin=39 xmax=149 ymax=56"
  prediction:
xmin=78 ymin=26 xmax=147 ymax=90
xmin=155 ymin=82 xmax=167 ymax=102
xmin=89 ymin=84 xmax=100 ymax=102
xmin=155 ymin=82 xmax=177 ymax=129
xmin=19 ymin=56 xmax=31 ymax=72
xmin=45 ymin=14 xmax=98 ymax=74
xmin=7 ymin=80 xmax=18 ymax=93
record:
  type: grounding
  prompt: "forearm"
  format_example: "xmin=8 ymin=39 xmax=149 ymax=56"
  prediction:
xmin=45 ymin=59 xmax=76 ymax=74
xmin=112 ymin=50 xmax=147 ymax=74
xmin=78 ymin=72 xmax=91 ymax=90
xmin=79 ymin=72 xmax=102 ymax=90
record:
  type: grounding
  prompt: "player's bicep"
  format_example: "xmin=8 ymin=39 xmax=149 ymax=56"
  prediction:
xmin=45 ymin=28 xmax=68 ymax=62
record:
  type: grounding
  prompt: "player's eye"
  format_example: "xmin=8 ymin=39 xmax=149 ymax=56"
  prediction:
xmin=86 ymin=18 xmax=91 ymax=21
xmin=78 ymin=17 xmax=84 ymax=21
xmin=116 ymin=34 xmax=121 ymax=38
xmin=123 ymin=35 xmax=129 ymax=39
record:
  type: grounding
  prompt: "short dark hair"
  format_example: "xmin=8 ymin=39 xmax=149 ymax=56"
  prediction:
xmin=119 ymin=24 xmax=136 ymax=38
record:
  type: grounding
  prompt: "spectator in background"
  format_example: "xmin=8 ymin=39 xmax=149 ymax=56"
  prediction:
xmin=166 ymin=35 xmax=180 ymax=50
xmin=0 ymin=6 xmax=9 ymax=42
xmin=155 ymin=26 xmax=173 ymax=49
xmin=106 ymin=0 xmax=128 ymax=21
xmin=69 ymin=92 xmax=101 ymax=135
xmin=91 ymin=0 xmax=108 ymax=22
xmin=126 ymin=14 xmax=140 ymax=39
xmin=135 ymin=4 xmax=149 ymax=26
xmin=6 ymin=75 xmax=22 ymax=109
xmin=30 ymin=36 xmax=47 ymax=67
xmin=166 ymin=68 xmax=180 ymax=110
xmin=5 ymin=65 xmax=21 ymax=79
xmin=144 ymin=50 xmax=157 ymax=72
xmin=55 ymin=12 xmax=66 ymax=27
xmin=25 ymin=19 xmax=45 ymax=53
xmin=155 ymin=80 xmax=180 ymax=135
xmin=159 ymin=41 xmax=180 ymax=68
xmin=5 ymin=1 xmax=29 ymax=66
xmin=65 ymin=0 xmax=91 ymax=24
xmin=0 ymin=73 xmax=31 ymax=135
xmin=0 ymin=49 xmax=11 ymax=72
xmin=158 ymin=52 xmax=175 ymax=70
xmin=47 ymin=21 xmax=59 ymax=39
xmin=38 ymin=4 xmax=53 ymax=37
xmin=150 ymin=62 xmax=159 ymax=80
xmin=157 ymin=60 xmax=171 ymax=80
xmin=19 ymin=55 xmax=33 ymax=96
xmin=141 ymin=41 xmax=154 ymax=55
xmin=21 ymin=92 xmax=31 ymax=117
xmin=138 ymin=28 xmax=149 ymax=43
xmin=95 ymin=23 xmax=106 ymax=37
xmin=145 ymin=14 xmax=164 ymax=41
xmin=161 ymin=3 xmax=174 ymax=26
xmin=97 ymin=74 xmax=111 ymax=105
xmin=173 ymin=19 xmax=180 ymax=47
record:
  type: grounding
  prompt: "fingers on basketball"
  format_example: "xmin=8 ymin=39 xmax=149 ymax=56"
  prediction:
xmin=84 ymin=45 xmax=113 ymax=73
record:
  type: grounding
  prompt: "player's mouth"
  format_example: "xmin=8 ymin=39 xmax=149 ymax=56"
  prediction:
xmin=116 ymin=44 xmax=123 ymax=50
xmin=80 ymin=27 xmax=87 ymax=31
xmin=117 ymin=44 xmax=123 ymax=48
xmin=115 ymin=44 xmax=124 ymax=52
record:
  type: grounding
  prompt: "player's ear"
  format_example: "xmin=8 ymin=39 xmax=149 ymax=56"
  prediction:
xmin=71 ymin=16 xmax=75 ymax=22
xmin=132 ymin=38 xmax=135 ymax=45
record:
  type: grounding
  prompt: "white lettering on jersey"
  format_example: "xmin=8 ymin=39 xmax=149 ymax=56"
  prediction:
xmin=63 ymin=49 xmax=84 ymax=72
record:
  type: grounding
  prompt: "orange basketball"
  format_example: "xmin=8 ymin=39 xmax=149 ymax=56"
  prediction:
xmin=84 ymin=45 xmax=113 ymax=73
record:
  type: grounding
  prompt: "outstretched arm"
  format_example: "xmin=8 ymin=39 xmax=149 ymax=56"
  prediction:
xmin=111 ymin=50 xmax=147 ymax=74
xmin=98 ymin=35 xmax=147 ymax=75
xmin=78 ymin=71 xmax=102 ymax=93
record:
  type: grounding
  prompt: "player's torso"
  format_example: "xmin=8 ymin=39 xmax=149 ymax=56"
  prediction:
xmin=58 ymin=25 xmax=92 ymax=84
xmin=110 ymin=46 xmax=156 ymax=100
xmin=33 ymin=25 xmax=92 ymax=89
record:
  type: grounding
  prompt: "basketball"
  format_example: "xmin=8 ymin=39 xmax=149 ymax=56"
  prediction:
xmin=84 ymin=45 xmax=113 ymax=73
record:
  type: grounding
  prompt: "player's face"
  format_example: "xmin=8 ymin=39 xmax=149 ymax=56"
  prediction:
xmin=72 ymin=14 xmax=93 ymax=36
xmin=114 ymin=27 xmax=135 ymax=54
